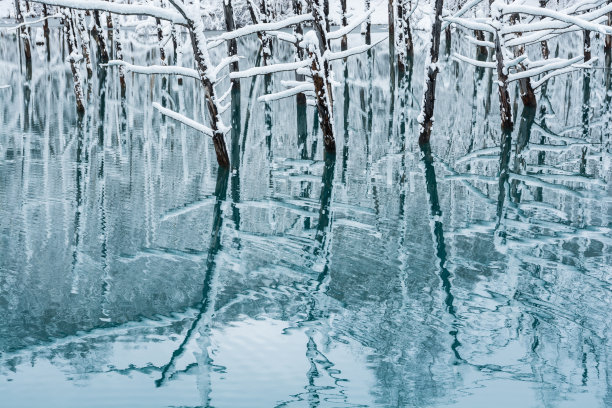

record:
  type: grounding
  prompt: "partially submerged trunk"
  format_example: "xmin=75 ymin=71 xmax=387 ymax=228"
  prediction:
xmin=418 ymin=0 xmax=445 ymax=146
xmin=309 ymin=0 xmax=335 ymax=152
xmin=293 ymin=0 xmax=307 ymax=105
xmin=170 ymin=0 xmax=230 ymax=167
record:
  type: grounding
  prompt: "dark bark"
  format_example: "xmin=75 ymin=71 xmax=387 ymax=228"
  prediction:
xmin=63 ymin=12 xmax=85 ymax=114
xmin=156 ymin=17 xmax=166 ymax=64
xmin=293 ymin=0 xmax=307 ymax=105
xmin=584 ymin=30 xmax=591 ymax=62
xmin=340 ymin=0 xmax=348 ymax=51
xmin=539 ymin=0 xmax=550 ymax=60
xmin=418 ymin=0 xmax=444 ymax=146
xmin=510 ymin=13 xmax=536 ymax=107
xmin=474 ymin=30 xmax=488 ymax=58
xmin=42 ymin=4 xmax=50 ymax=61
xmin=248 ymin=0 xmax=273 ymax=64
xmin=91 ymin=11 xmax=109 ymax=63
xmin=223 ymin=0 xmax=240 ymax=88
xmin=606 ymin=2 xmax=611 ymax=57
xmin=309 ymin=49 xmax=335 ymax=152
xmin=494 ymin=34 xmax=513 ymax=130
xmin=364 ymin=0 xmax=371 ymax=45
xmin=14 ymin=0 xmax=32 ymax=65
xmin=397 ymin=0 xmax=414 ymax=74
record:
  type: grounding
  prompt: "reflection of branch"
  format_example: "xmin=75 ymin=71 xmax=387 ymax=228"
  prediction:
xmin=156 ymin=168 xmax=229 ymax=388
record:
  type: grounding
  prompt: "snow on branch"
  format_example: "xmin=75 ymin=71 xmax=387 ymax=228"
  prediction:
xmin=152 ymin=102 xmax=213 ymax=137
xmin=452 ymin=53 xmax=496 ymax=69
xmin=327 ymin=35 xmax=388 ymax=61
xmin=207 ymin=13 xmax=314 ymax=47
xmin=230 ymin=59 xmax=311 ymax=80
xmin=258 ymin=83 xmax=314 ymax=103
xmin=441 ymin=0 xmax=487 ymax=30
xmin=508 ymin=56 xmax=585 ymax=82
xmin=105 ymin=60 xmax=199 ymax=79
xmin=327 ymin=0 xmax=385 ymax=40
xmin=28 ymin=0 xmax=187 ymax=25
xmin=1 ymin=13 xmax=62 ymax=32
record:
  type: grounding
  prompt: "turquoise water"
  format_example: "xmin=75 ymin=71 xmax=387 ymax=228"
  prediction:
xmin=0 ymin=30 xmax=611 ymax=407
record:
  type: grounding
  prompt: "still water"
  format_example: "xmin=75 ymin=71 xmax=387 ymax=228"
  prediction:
xmin=0 ymin=28 xmax=611 ymax=407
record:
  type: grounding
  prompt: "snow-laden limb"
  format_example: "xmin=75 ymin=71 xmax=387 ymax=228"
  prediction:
xmin=28 ymin=0 xmax=187 ymax=25
xmin=452 ymin=53 xmax=496 ymax=69
xmin=268 ymin=30 xmax=298 ymax=44
xmin=1 ymin=13 xmax=62 ymax=32
xmin=258 ymin=83 xmax=315 ymax=103
xmin=211 ymin=55 xmax=241 ymax=80
xmin=230 ymin=59 xmax=311 ymax=79
xmin=0 ymin=85 xmax=10 ymax=89
xmin=207 ymin=13 xmax=314 ymax=47
xmin=531 ymin=59 xmax=597 ymax=89
xmin=444 ymin=16 xmax=496 ymax=33
xmin=327 ymin=0 xmax=384 ymax=40
xmin=105 ymin=60 xmax=200 ymax=79
xmin=153 ymin=102 xmax=213 ymax=137
xmin=465 ymin=36 xmax=494 ymax=49
xmin=498 ymin=2 xmax=612 ymax=35
xmin=508 ymin=56 xmax=584 ymax=82
xmin=441 ymin=0 xmax=487 ymax=30
xmin=327 ymin=35 xmax=387 ymax=61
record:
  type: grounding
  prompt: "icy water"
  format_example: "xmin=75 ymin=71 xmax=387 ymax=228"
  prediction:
xmin=0 ymin=28 xmax=611 ymax=407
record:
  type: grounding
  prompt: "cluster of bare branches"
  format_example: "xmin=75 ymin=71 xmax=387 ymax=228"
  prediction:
xmin=5 ymin=0 xmax=612 ymax=167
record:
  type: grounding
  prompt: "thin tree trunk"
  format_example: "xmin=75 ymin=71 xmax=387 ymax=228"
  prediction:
xmin=397 ymin=0 xmax=414 ymax=75
xmin=418 ymin=0 xmax=444 ymax=146
xmin=606 ymin=1 xmax=611 ymax=57
xmin=169 ymin=0 xmax=230 ymax=167
xmin=340 ymin=0 xmax=348 ymax=51
xmin=42 ymin=4 xmax=50 ymax=60
xmin=75 ymin=11 xmax=93 ymax=78
xmin=584 ymin=30 xmax=591 ymax=62
xmin=91 ymin=10 xmax=109 ymax=63
xmin=14 ymin=0 xmax=32 ymax=65
xmin=510 ymin=13 xmax=536 ymax=107
xmin=248 ymin=0 xmax=273 ymax=64
xmin=494 ymin=33 xmax=513 ymax=130
xmin=223 ymin=0 xmax=240 ymax=88
xmin=539 ymin=0 xmax=550 ymax=59
xmin=110 ymin=9 xmax=126 ymax=97
xmin=293 ymin=0 xmax=307 ymax=105
xmin=364 ymin=0 xmax=371 ymax=45
xmin=309 ymin=0 xmax=335 ymax=152
xmin=62 ymin=10 xmax=85 ymax=114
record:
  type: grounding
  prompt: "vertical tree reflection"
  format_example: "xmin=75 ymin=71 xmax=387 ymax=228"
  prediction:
xmin=420 ymin=143 xmax=461 ymax=362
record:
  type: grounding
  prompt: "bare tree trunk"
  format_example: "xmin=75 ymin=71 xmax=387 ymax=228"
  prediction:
xmin=340 ymin=0 xmax=348 ymax=51
xmin=418 ymin=0 xmax=444 ymax=146
xmin=397 ymin=0 xmax=414 ymax=75
xmin=309 ymin=0 xmax=335 ymax=152
xmin=62 ymin=10 xmax=85 ymax=114
xmin=248 ymin=0 xmax=273 ymax=64
xmin=169 ymin=0 xmax=230 ymax=167
xmin=223 ymin=0 xmax=240 ymax=88
xmin=364 ymin=0 xmax=371 ymax=45
xmin=110 ymin=9 xmax=126 ymax=97
xmin=293 ymin=0 xmax=307 ymax=105
xmin=154 ymin=0 xmax=166 ymax=65
xmin=510 ymin=13 xmax=536 ymax=107
xmin=42 ymin=4 xmax=51 ymax=61
xmin=494 ymin=33 xmax=513 ymax=130
xmin=474 ymin=30 xmax=488 ymax=58
xmin=14 ymin=0 xmax=32 ymax=65
xmin=539 ymin=0 xmax=550 ymax=59
xmin=75 ymin=11 xmax=93 ymax=78
xmin=91 ymin=10 xmax=109 ymax=63
xmin=606 ymin=1 xmax=611 ymax=57
xmin=584 ymin=30 xmax=591 ymax=62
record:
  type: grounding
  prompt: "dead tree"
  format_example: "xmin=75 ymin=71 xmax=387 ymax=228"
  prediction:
xmin=340 ymin=0 xmax=348 ymax=51
xmin=14 ymin=0 xmax=32 ymax=65
xmin=418 ymin=0 xmax=445 ymax=146
xmin=223 ymin=0 xmax=240 ymax=88
xmin=248 ymin=0 xmax=273 ymax=64
xmin=91 ymin=10 xmax=109 ymax=63
xmin=168 ymin=0 xmax=230 ymax=167
xmin=509 ymin=13 xmax=536 ymax=107
xmin=397 ymin=0 xmax=414 ymax=75
xmin=62 ymin=9 xmax=85 ymax=113
xmin=75 ymin=11 xmax=93 ymax=77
